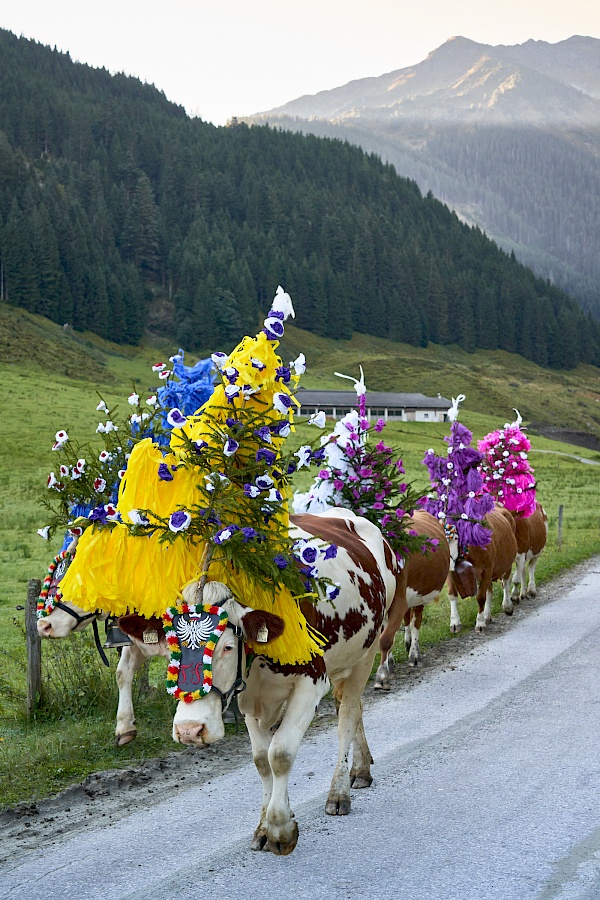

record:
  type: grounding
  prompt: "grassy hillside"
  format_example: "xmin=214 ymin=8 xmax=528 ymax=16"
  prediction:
xmin=1 ymin=305 xmax=600 ymax=807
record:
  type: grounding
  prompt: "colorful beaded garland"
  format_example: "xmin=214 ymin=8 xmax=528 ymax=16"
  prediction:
xmin=162 ymin=602 xmax=229 ymax=703
xmin=37 ymin=551 xmax=71 ymax=619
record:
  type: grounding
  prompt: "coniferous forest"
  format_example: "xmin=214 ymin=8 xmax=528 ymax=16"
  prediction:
xmin=1 ymin=28 xmax=599 ymax=369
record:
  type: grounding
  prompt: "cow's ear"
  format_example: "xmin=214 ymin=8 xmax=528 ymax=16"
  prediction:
xmin=118 ymin=614 xmax=166 ymax=643
xmin=240 ymin=610 xmax=285 ymax=644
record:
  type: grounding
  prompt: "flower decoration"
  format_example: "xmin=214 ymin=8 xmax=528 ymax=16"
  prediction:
xmin=477 ymin=410 xmax=537 ymax=517
xmin=293 ymin=369 xmax=429 ymax=564
xmin=169 ymin=510 xmax=192 ymax=533
xmin=420 ymin=396 xmax=494 ymax=551
xmin=55 ymin=286 xmax=330 ymax=668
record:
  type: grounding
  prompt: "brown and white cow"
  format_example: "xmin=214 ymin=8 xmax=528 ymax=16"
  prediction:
xmin=447 ymin=505 xmax=518 ymax=633
xmin=509 ymin=502 xmax=548 ymax=601
xmin=169 ymin=508 xmax=404 ymax=855
xmin=374 ymin=510 xmax=450 ymax=689
xmin=37 ymin=598 xmax=168 ymax=746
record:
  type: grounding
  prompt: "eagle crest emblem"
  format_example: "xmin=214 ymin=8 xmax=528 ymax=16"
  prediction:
xmin=175 ymin=613 xmax=217 ymax=649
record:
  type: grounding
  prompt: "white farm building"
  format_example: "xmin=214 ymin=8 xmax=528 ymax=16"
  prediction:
xmin=295 ymin=389 xmax=452 ymax=423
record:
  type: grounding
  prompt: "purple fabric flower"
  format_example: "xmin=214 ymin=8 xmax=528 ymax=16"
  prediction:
xmin=273 ymin=392 xmax=292 ymax=415
xmin=274 ymin=555 xmax=289 ymax=569
xmin=374 ymin=418 xmax=386 ymax=433
xmin=169 ymin=510 xmax=191 ymax=532
xmin=224 ymin=438 xmax=239 ymax=457
xmin=241 ymin=527 xmax=258 ymax=543
xmin=166 ymin=408 xmax=186 ymax=428
xmin=255 ymin=474 xmax=274 ymax=492
xmin=158 ymin=462 xmax=174 ymax=481
xmin=298 ymin=544 xmax=318 ymax=565
xmin=256 ymin=448 xmax=276 ymax=466
xmin=323 ymin=544 xmax=338 ymax=560
xmin=275 ymin=366 xmax=291 ymax=384
xmin=254 ymin=426 xmax=272 ymax=442
xmin=243 ymin=483 xmax=261 ymax=498
xmin=263 ymin=316 xmax=285 ymax=340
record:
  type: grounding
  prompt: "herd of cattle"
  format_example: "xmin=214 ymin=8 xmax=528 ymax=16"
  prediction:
xmin=36 ymin=501 xmax=547 ymax=855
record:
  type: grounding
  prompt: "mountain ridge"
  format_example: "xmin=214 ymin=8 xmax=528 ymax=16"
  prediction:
xmin=248 ymin=35 xmax=600 ymax=314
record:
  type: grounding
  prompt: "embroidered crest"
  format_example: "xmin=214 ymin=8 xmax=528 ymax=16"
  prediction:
xmin=162 ymin=602 xmax=229 ymax=703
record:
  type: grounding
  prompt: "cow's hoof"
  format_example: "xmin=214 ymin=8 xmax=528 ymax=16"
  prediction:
xmin=115 ymin=730 xmax=137 ymax=746
xmin=475 ymin=624 xmax=486 ymax=634
xmin=373 ymin=679 xmax=390 ymax=691
xmin=251 ymin=827 xmax=268 ymax=851
xmin=350 ymin=773 xmax=373 ymax=789
xmin=326 ymin=794 xmax=351 ymax=815
xmin=265 ymin=822 xmax=298 ymax=856
xmin=504 ymin=607 xmax=513 ymax=617
xmin=450 ymin=624 xmax=462 ymax=634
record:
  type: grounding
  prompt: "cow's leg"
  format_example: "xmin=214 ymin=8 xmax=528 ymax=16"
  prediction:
xmin=373 ymin=648 xmax=394 ymax=691
xmin=327 ymin=645 xmax=377 ymax=816
xmin=475 ymin=584 xmax=493 ymax=632
xmin=349 ymin=711 xmax=373 ymax=790
xmin=408 ymin=605 xmax=424 ymax=666
xmin=245 ymin=715 xmax=275 ymax=852
xmin=251 ymin=678 xmax=327 ymax=855
xmin=403 ymin=609 xmax=412 ymax=654
xmin=511 ymin=552 xmax=525 ymax=602
xmin=448 ymin=586 xmax=462 ymax=633
xmin=526 ymin=554 xmax=540 ymax=598
xmin=115 ymin=643 xmax=146 ymax=745
xmin=502 ymin=570 xmax=514 ymax=616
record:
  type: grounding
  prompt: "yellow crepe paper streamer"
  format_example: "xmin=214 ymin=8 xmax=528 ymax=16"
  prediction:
xmin=59 ymin=322 xmax=324 ymax=665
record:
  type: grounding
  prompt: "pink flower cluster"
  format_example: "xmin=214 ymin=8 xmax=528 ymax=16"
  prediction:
xmin=477 ymin=424 xmax=536 ymax=517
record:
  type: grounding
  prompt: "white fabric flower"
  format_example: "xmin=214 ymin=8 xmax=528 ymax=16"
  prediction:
xmin=309 ymin=411 xmax=327 ymax=428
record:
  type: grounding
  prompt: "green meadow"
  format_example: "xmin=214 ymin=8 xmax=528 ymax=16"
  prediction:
xmin=1 ymin=304 xmax=600 ymax=808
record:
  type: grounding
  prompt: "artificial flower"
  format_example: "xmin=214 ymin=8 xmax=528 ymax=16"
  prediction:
xmin=168 ymin=510 xmax=192 ymax=533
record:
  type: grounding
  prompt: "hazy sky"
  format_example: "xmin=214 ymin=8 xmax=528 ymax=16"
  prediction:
xmin=2 ymin=1 xmax=599 ymax=125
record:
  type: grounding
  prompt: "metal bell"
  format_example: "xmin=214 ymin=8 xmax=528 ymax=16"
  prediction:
xmin=103 ymin=618 xmax=133 ymax=649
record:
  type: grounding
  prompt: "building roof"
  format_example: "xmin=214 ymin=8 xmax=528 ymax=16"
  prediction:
xmin=295 ymin=389 xmax=452 ymax=409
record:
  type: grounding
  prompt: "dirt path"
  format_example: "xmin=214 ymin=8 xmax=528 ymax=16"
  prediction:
xmin=1 ymin=555 xmax=597 ymax=869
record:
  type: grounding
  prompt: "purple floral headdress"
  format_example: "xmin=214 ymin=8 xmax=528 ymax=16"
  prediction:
xmin=420 ymin=394 xmax=494 ymax=550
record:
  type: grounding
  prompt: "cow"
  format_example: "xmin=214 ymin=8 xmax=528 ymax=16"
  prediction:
xmin=373 ymin=510 xmax=450 ymax=690
xmin=509 ymin=502 xmax=548 ymax=601
xmin=447 ymin=505 xmax=518 ymax=633
xmin=167 ymin=509 xmax=405 ymax=855
xmin=37 ymin=598 xmax=169 ymax=746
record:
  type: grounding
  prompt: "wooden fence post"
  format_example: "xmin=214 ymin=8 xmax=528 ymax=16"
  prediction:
xmin=26 ymin=578 xmax=42 ymax=718
xmin=557 ymin=505 xmax=564 ymax=550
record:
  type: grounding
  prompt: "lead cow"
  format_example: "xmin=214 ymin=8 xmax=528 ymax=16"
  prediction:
xmin=160 ymin=508 xmax=404 ymax=855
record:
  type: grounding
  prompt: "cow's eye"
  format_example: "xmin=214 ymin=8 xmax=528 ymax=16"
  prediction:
xmin=222 ymin=642 xmax=235 ymax=654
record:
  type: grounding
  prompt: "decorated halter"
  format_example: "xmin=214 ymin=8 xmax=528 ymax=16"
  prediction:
xmin=163 ymin=601 xmax=246 ymax=706
xmin=37 ymin=549 xmax=110 ymax=666
xmin=37 ymin=550 xmax=73 ymax=618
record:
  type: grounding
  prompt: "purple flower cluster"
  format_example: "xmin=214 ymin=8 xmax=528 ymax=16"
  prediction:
xmin=420 ymin=421 xmax=494 ymax=548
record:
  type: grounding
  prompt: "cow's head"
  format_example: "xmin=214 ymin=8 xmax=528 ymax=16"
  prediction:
xmin=172 ymin=580 xmax=284 ymax=748
xmin=37 ymin=600 xmax=106 ymax=638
